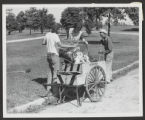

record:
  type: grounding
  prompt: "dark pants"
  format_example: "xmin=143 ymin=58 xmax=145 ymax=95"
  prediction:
xmin=47 ymin=53 xmax=60 ymax=90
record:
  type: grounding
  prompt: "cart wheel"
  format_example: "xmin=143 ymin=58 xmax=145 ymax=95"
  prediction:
xmin=85 ymin=65 xmax=106 ymax=102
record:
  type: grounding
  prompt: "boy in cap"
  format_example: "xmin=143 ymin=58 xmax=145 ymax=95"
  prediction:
xmin=99 ymin=29 xmax=114 ymax=84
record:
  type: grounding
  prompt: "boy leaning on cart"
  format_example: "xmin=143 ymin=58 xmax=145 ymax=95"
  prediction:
xmin=98 ymin=29 xmax=114 ymax=84
xmin=42 ymin=28 xmax=76 ymax=99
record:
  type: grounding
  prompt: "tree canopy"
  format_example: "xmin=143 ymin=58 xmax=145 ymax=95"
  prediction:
xmin=6 ymin=7 xmax=139 ymax=36
xmin=124 ymin=7 xmax=139 ymax=25
xmin=6 ymin=13 xmax=18 ymax=35
xmin=60 ymin=7 xmax=140 ymax=36
xmin=60 ymin=7 xmax=83 ymax=38
xmin=25 ymin=7 xmax=39 ymax=35
xmin=16 ymin=11 xmax=27 ymax=33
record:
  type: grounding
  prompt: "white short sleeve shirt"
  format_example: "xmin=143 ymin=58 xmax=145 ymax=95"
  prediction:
xmin=45 ymin=32 xmax=60 ymax=55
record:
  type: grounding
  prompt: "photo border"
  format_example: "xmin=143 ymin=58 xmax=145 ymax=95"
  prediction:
xmin=1 ymin=0 xmax=144 ymax=119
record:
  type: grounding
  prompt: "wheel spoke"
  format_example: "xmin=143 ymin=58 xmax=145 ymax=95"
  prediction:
xmin=97 ymin=86 xmax=101 ymax=96
xmin=87 ymin=75 xmax=94 ymax=83
xmin=88 ymin=84 xmax=96 ymax=91
xmin=93 ymin=68 xmax=97 ymax=80
xmin=97 ymin=68 xmax=102 ymax=79
xmin=98 ymin=72 xmax=103 ymax=79
xmin=99 ymin=72 xmax=104 ymax=80
xmin=89 ymin=69 xmax=96 ymax=81
xmin=93 ymin=86 xmax=100 ymax=100
xmin=86 ymin=66 xmax=106 ymax=102
xmin=98 ymin=87 xmax=104 ymax=96
xmin=96 ymin=70 xmax=100 ymax=82
xmin=88 ymin=82 xmax=94 ymax=86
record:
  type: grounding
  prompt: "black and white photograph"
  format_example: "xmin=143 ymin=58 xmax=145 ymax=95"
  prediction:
xmin=2 ymin=3 xmax=143 ymax=117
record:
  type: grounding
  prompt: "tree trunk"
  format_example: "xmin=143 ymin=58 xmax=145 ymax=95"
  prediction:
xmin=8 ymin=31 xmax=11 ymax=35
xmin=108 ymin=13 xmax=111 ymax=36
xmin=40 ymin=26 xmax=43 ymax=34
xmin=30 ymin=28 xmax=31 ymax=35
xmin=66 ymin=28 xmax=69 ymax=39
xmin=19 ymin=29 xmax=22 ymax=33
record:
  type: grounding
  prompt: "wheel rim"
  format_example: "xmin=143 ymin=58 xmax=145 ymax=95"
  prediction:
xmin=86 ymin=65 xmax=106 ymax=102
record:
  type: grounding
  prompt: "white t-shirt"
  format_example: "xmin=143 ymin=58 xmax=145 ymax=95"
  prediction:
xmin=44 ymin=32 xmax=60 ymax=55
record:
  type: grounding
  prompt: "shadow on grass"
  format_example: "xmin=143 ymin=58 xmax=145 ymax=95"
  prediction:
xmin=121 ymin=28 xmax=139 ymax=32
xmin=32 ymin=78 xmax=47 ymax=85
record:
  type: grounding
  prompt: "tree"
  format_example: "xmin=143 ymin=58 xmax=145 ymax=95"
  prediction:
xmin=82 ymin=8 xmax=126 ymax=36
xmin=38 ymin=8 xmax=48 ymax=34
xmin=53 ymin=23 xmax=62 ymax=33
xmin=60 ymin=7 xmax=82 ymax=39
xmin=82 ymin=8 xmax=106 ymax=31
xmin=100 ymin=8 xmax=125 ymax=36
xmin=113 ymin=18 xmax=119 ymax=26
xmin=46 ymin=14 xmax=56 ymax=29
xmin=25 ymin=7 xmax=39 ymax=35
xmin=55 ymin=23 xmax=62 ymax=30
xmin=6 ymin=13 xmax=18 ymax=35
xmin=124 ymin=7 xmax=139 ymax=25
xmin=16 ymin=11 xmax=27 ymax=33
xmin=84 ymin=19 xmax=94 ymax=34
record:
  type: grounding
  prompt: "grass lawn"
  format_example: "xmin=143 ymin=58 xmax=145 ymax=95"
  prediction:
xmin=6 ymin=25 xmax=139 ymax=41
xmin=102 ymin=25 xmax=139 ymax=32
xmin=6 ymin=29 xmax=47 ymax=41
xmin=6 ymin=29 xmax=139 ymax=110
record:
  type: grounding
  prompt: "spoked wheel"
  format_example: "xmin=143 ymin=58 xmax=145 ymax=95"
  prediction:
xmin=85 ymin=65 xmax=106 ymax=102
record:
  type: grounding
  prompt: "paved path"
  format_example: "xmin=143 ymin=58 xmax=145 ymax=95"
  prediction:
xmin=38 ymin=68 xmax=141 ymax=116
xmin=7 ymin=31 xmax=138 ymax=43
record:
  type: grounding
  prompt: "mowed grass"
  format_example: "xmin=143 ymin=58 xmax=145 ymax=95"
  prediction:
xmin=102 ymin=25 xmax=139 ymax=32
xmin=6 ymin=31 xmax=139 ymax=110
xmin=6 ymin=29 xmax=47 ymax=41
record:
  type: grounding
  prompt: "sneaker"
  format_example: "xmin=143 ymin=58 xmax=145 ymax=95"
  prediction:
xmin=48 ymin=96 xmax=59 ymax=105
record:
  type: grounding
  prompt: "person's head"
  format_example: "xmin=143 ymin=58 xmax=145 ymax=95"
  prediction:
xmin=73 ymin=24 xmax=82 ymax=34
xmin=99 ymin=29 xmax=108 ymax=38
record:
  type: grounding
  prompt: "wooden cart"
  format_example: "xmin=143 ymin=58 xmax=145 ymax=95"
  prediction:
xmin=45 ymin=41 xmax=107 ymax=106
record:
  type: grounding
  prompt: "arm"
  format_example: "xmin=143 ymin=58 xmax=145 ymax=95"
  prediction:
xmin=105 ymin=38 xmax=113 ymax=54
xmin=57 ymin=42 xmax=76 ymax=48
xmin=56 ymin=34 xmax=76 ymax=48
xmin=87 ymin=39 xmax=102 ymax=45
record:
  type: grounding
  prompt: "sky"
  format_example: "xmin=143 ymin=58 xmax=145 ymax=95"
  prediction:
xmin=5 ymin=5 xmax=134 ymax=25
